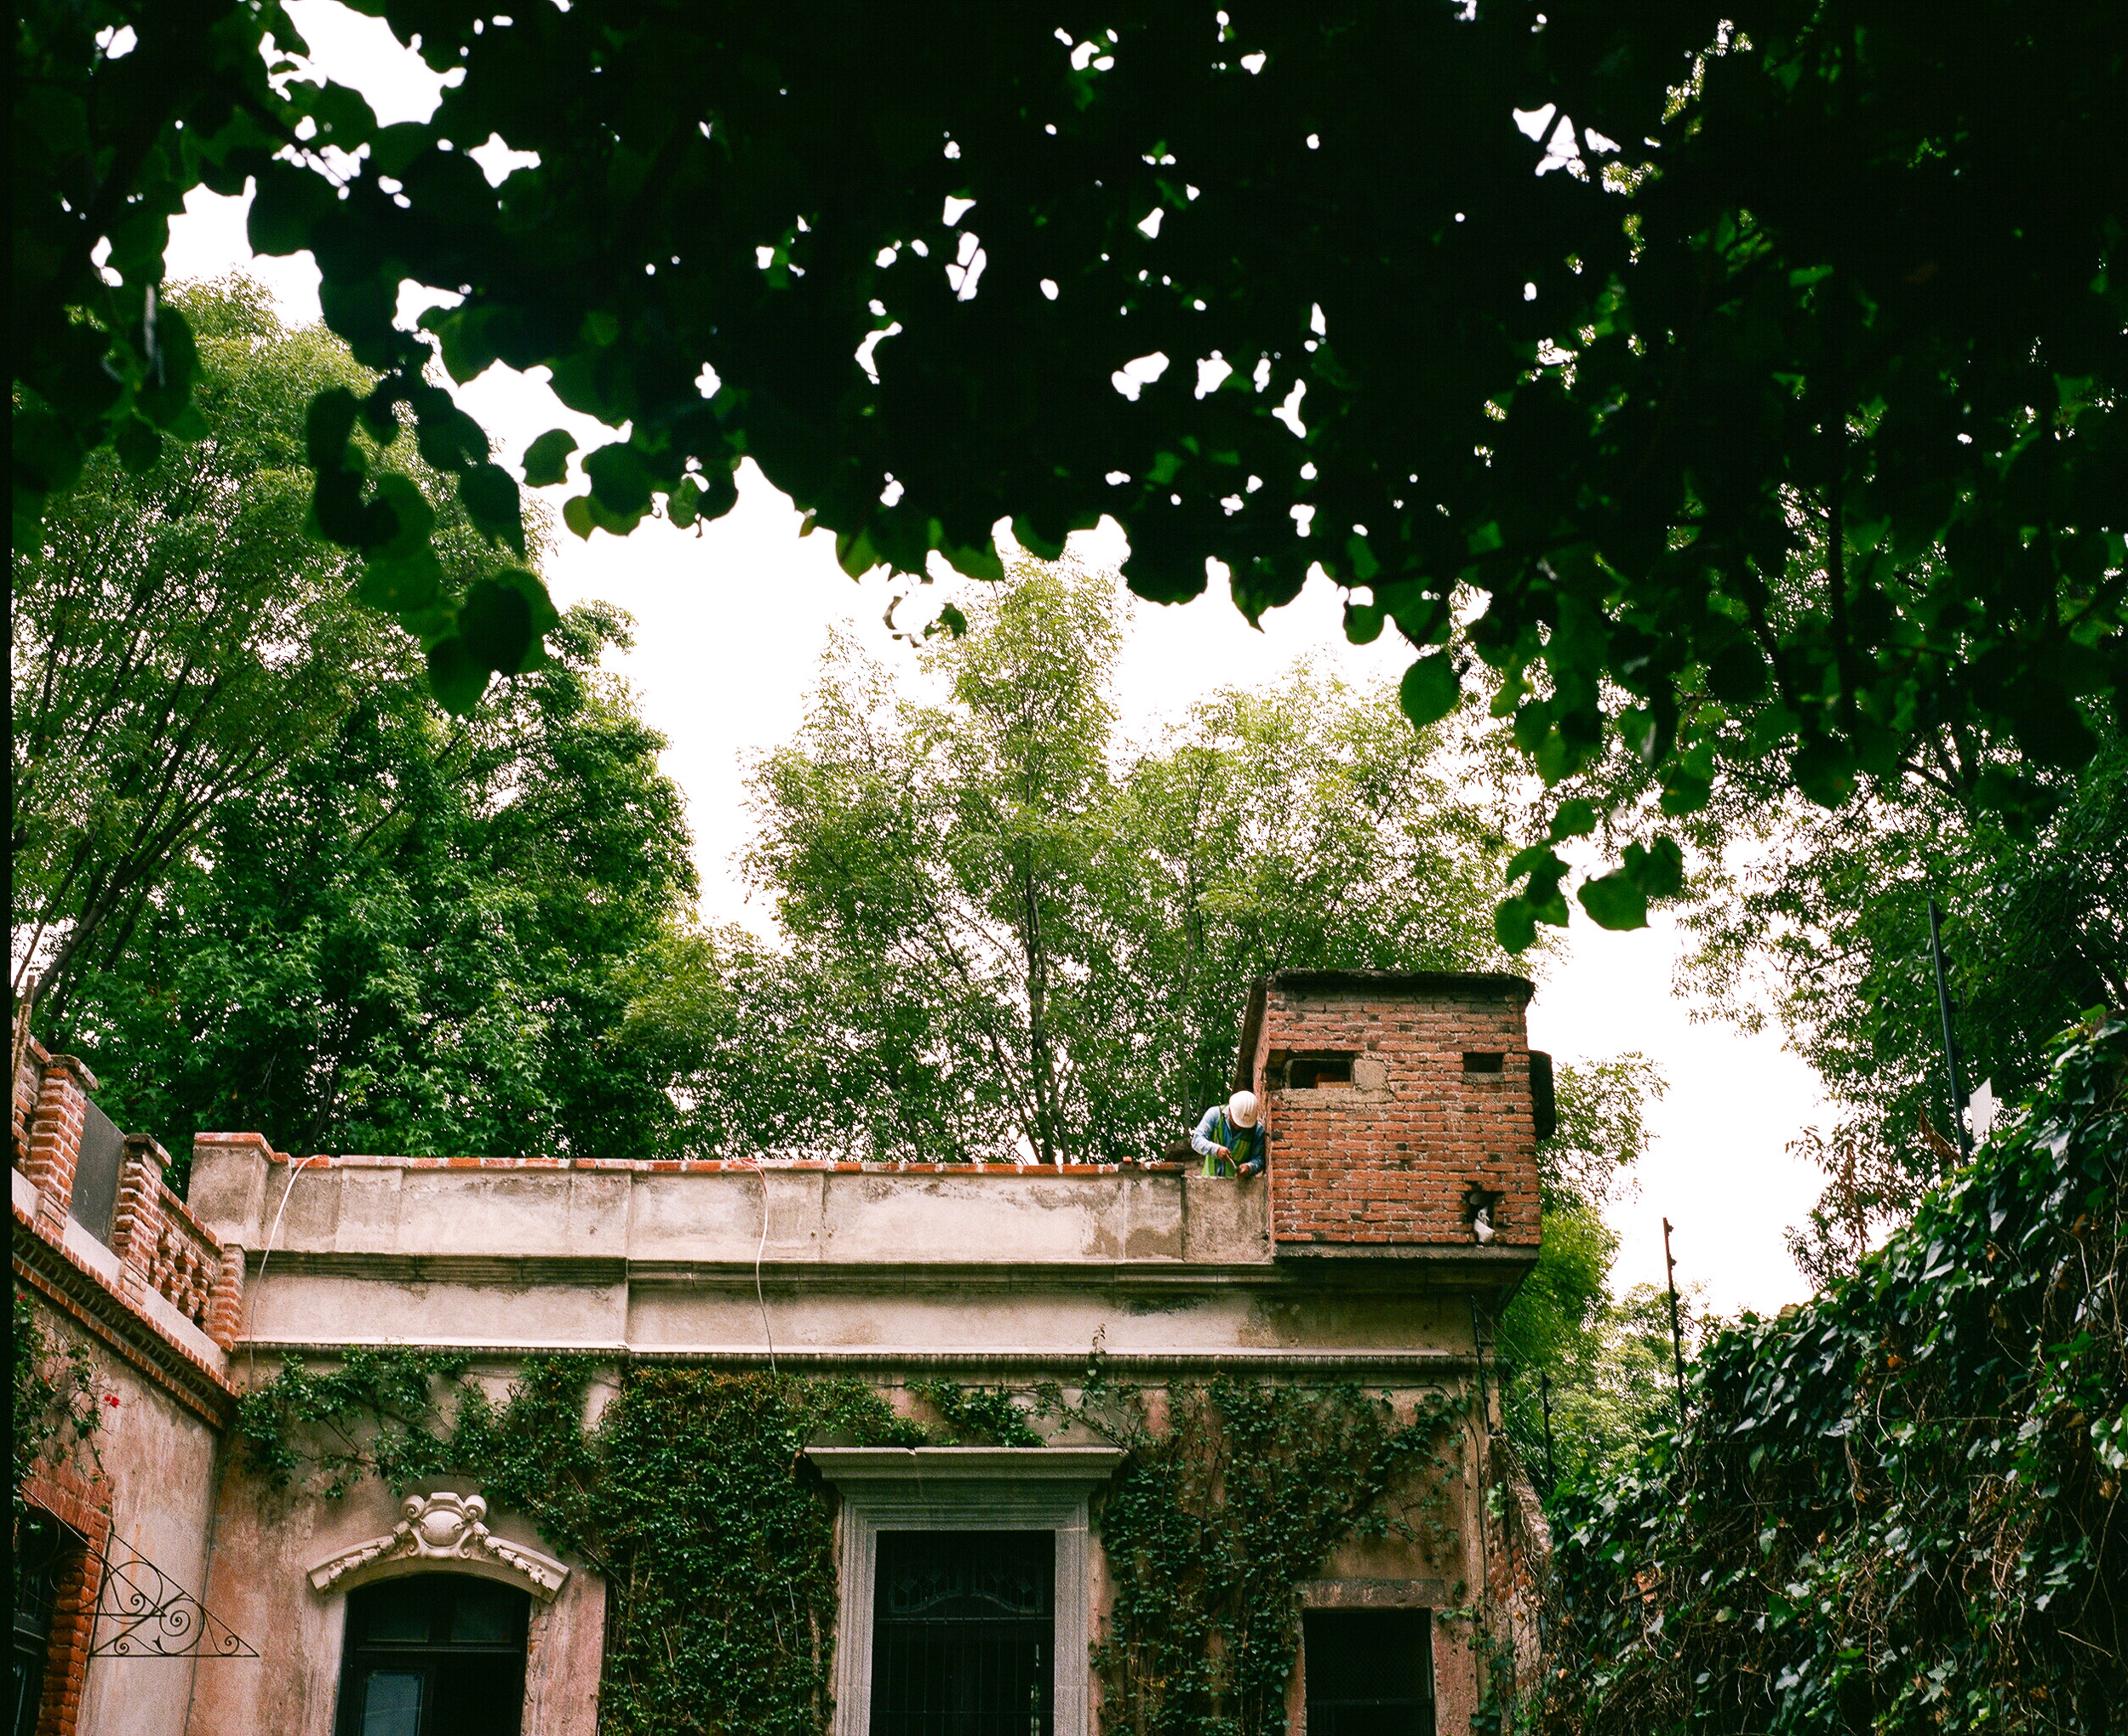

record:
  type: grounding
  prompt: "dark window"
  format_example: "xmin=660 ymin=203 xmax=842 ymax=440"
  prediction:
xmin=335 ymin=1575 xmax=529 ymax=1736
xmin=1461 ymin=1052 xmax=1505 ymax=1075
xmin=871 ymin=1530 xmax=1053 ymax=1736
xmin=1303 ymin=1609 xmax=1433 ymax=1736
xmin=12 ymin=1513 xmax=77 ymax=1736
xmin=1286 ymin=1056 xmax=1354 ymax=1090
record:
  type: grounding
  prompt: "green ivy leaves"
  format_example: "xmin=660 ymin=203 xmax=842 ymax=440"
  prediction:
xmin=1544 ymin=1015 xmax=2128 ymax=1730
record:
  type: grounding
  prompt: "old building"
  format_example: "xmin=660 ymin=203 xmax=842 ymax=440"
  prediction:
xmin=12 ymin=970 xmax=1551 ymax=1736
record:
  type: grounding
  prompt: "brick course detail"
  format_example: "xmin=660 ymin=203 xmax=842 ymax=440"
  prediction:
xmin=1245 ymin=971 xmax=1542 ymax=1248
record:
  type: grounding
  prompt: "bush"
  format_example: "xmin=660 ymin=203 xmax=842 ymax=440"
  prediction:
xmin=1542 ymin=1016 xmax=2126 ymax=1733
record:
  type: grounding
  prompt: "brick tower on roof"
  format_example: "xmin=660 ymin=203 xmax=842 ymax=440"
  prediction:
xmin=1234 ymin=970 xmax=1547 ymax=1250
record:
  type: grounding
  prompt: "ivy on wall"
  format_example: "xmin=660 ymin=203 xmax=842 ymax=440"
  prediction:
xmin=237 ymin=1356 xmax=1473 ymax=1736
xmin=1538 ymin=1016 xmax=2127 ymax=1733
xmin=1051 ymin=1373 xmax=1466 ymax=1736
xmin=12 ymin=1288 xmax=106 ymax=1519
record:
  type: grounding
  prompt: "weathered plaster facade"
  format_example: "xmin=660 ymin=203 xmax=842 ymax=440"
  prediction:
xmin=14 ymin=970 xmax=1547 ymax=1735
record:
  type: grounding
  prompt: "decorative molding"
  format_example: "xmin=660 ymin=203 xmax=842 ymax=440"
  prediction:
xmin=308 ymin=1493 xmax=569 ymax=1602
xmin=808 ymin=1448 xmax=1124 ymax=1736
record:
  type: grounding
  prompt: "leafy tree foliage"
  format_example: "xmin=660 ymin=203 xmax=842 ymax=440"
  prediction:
xmin=17 ymin=1 xmax=2121 ymax=940
xmin=1541 ymin=1016 xmax=2127 ymax=1733
xmin=1665 ymin=728 xmax=2128 ymax=1281
xmin=14 ymin=283 xmax=685 ymax=1179
xmin=15 ymin=279 xmax=397 ymax=1022
xmin=666 ymin=562 xmax=1529 ymax=1163
xmin=1498 ymin=1054 xmax=1684 ymax=1488
xmin=60 ymin=602 xmax=696 ymax=1179
xmin=10 ymin=277 xmax=553 ymax=1025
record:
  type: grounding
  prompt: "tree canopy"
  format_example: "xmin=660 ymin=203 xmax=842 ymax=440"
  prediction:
xmin=17 ymin=1 xmax=2122 ymax=945
xmin=11 ymin=276 xmax=531 ymax=1022
xmin=15 ymin=283 xmax=700 ymax=1180
xmin=649 ymin=562 xmax=1536 ymax=1166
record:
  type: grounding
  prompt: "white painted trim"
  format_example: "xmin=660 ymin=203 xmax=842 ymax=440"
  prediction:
xmin=808 ymin=1448 xmax=1124 ymax=1736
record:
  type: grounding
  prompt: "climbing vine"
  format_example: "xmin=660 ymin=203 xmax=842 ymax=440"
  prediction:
xmin=1539 ymin=1016 xmax=2128 ymax=1734
xmin=12 ymin=1288 xmax=106 ymax=1518
xmin=1050 ymin=1372 xmax=1467 ymax=1736
xmin=237 ymin=1353 xmax=1475 ymax=1736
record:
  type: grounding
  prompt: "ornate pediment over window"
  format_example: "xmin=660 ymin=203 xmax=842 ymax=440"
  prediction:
xmin=307 ymin=1492 xmax=568 ymax=1602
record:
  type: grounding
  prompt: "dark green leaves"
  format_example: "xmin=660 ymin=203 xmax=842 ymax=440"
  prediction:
xmin=521 ymin=429 xmax=577 ymax=488
xmin=457 ymin=462 xmax=523 ymax=552
xmin=1398 ymin=653 xmax=1462 ymax=728
xmin=425 ymin=570 xmax=560 ymax=715
xmin=247 ymin=160 xmax=339 ymax=258
xmin=15 ymin=0 xmax=2124 ymax=852
xmin=1577 ymin=838 xmax=1685 ymax=933
xmin=1546 ymin=1016 xmax=2128 ymax=1727
xmin=424 ymin=634 xmax=489 ymax=714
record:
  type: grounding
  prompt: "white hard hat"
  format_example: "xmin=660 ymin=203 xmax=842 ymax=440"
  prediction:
xmin=1227 ymin=1090 xmax=1260 ymax=1128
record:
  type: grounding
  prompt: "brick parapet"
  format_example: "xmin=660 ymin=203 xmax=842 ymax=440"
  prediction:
xmin=23 ymin=1054 xmax=96 ymax=1236
xmin=110 ymin=1134 xmax=169 ymax=1305
xmin=119 ymin=1141 xmax=225 ymax=1335
xmin=206 ymin=1244 xmax=246 ymax=1349
xmin=13 ymin=1194 xmax=237 ymax=1425
xmin=14 ymin=1033 xmax=50 ymax=1167
xmin=1253 ymin=974 xmax=1542 ymax=1250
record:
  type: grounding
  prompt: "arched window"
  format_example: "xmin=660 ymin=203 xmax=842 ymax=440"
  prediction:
xmin=334 ymin=1574 xmax=529 ymax=1736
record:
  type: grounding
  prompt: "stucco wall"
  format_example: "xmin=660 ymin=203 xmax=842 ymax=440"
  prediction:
xmin=14 ymin=1298 xmax=225 ymax=1736
xmin=188 ymin=1458 xmax=604 ymax=1736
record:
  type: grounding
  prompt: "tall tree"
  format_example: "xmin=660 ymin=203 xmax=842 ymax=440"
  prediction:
xmin=15 ymin=282 xmax=684 ymax=1179
xmin=1673 ymin=730 xmax=2127 ymax=1281
xmin=59 ymin=601 xmax=697 ymax=1179
xmin=706 ymin=562 xmax=1541 ymax=1163
xmin=18 ymin=2 xmax=2119 ymax=927
xmin=10 ymin=277 xmax=552 ymax=1026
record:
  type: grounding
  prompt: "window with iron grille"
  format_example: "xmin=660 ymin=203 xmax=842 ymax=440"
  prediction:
xmin=870 ymin=1531 xmax=1053 ymax=1736
xmin=1301 ymin=1608 xmax=1434 ymax=1736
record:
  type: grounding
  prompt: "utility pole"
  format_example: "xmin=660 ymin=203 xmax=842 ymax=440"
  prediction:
xmin=1927 ymin=895 xmax=1973 ymax=1160
xmin=1662 ymin=1217 xmax=1687 ymax=1425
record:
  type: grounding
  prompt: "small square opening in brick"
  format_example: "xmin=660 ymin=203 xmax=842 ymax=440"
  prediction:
xmin=1462 ymin=1051 xmax=1506 ymax=1075
xmin=1283 ymin=1055 xmax=1354 ymax=1090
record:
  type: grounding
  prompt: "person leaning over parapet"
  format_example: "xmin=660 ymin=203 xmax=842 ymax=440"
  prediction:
xmin=1190 ymin=1090 xmax=1265 ymax=1177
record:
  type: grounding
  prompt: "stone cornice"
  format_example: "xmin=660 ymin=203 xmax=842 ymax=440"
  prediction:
xmin=240 ymin=1247 xmax=1536 ymax=1293
xmin=230 ymin=1343 xmax=1484 ymax=1379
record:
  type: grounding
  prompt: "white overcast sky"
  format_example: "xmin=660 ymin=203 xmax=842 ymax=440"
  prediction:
xmin=156 ymin=0 xmax=1830 ymax=1317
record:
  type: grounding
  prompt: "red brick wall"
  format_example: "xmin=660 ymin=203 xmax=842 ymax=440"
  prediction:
xmin=1252 ymin=972 xmax=1540 ymax=1248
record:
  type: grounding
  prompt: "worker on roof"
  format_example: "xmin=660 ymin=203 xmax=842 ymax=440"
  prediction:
xmin=1191 ymin=1089 xmax=1266 ymax=1177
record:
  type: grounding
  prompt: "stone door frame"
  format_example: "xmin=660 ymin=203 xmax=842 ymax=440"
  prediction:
xmin=807 ymin=1448 xmax=1123 ymax=1736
